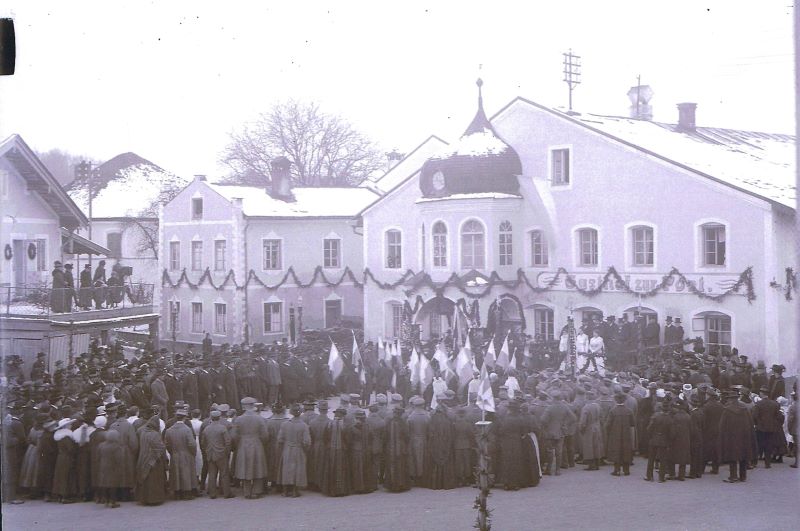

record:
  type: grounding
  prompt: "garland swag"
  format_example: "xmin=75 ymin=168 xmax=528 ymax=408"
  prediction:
xmin=162 ymin=264 xmax=756 ymax=304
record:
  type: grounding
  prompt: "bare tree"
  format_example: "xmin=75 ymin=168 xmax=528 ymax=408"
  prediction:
xmin=220 ymin=100 xmax=384 ymax=187
xmin=120 ymin=218 xmax=160 ymax=259
xmin=37 ymin=149 xmax=93 ymax=186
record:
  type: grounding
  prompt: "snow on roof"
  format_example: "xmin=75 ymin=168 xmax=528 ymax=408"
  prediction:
xmin=416 ymin=192 xmax=522 ymax=203
xmin=207 ymin=183 xmax=379 ymax=217
xmin=69 ymin=156 xmax=188 ymax=218
xmin=567 ymin=112 xmax=796 ymax=209
xmin=430 ymin=127 xmax=511 ymax=159
xmin=366 ymin=135 xmax=449 ymax=194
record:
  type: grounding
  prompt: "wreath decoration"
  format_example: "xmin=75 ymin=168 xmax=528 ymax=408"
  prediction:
xmin=3 ymin=244 xmax=12 ymax=261
xmin=27 ymin=242 xmax=37 ymax=260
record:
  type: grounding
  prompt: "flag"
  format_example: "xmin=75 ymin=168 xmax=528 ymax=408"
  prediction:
xmin=452 ymin=305 xmax=460 ymax=351
xmin=496 ymin=332 xmax=511 ymax=371
xmin=419 ymin=352 xmax=434 ymax=391
xmin=475 ymin=364 xmax=495 ymax=413
xmin=409 ymin=347 xmax=420 ymax=387
xmin=352 ymin=331 xmax=366 ymax=385
xmin=377 ymin=337 xmax=386 ymax=362
xmin=391 ymin=368 xmax=397 ymax=390
xmin=508 ymin=346 xmax=516 ymax=372
xmin=433 ymin=343 xmax=455 ymax=381
xmin=328 ymin=339 xmax=344 ymax=381
xmin=484 ymin=336 xmax=497 ymax=369
xmin=455 ymin=346 xmax=473 ymax=388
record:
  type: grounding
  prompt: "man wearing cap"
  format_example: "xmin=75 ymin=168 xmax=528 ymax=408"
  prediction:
xmin=701 ymin=390 xmax=724 ymax=474
xmin=2 ymin=405 xmax=27 ymax=504
xmin=719 ymin=389 xmax=756 ymax=483
xmin=407 ymin=396 xmax=429 ymax=484
xmin=688 ymin=395 xmax=705 ymax=478
xmin=265 ymin=403 xmax=290 ymax=494
xmin=165 ymin=409 xmax=198 ymax=499
xmin=644 ymin=400 xmax=672 ymax=482
xmin=668 ymin=400 xmax=691 ymax=481
xmin=232 ymin=397 xmax=268 ymax=498
xmin=768 ymin=364 xmax=786 ymax=400
xmin=579 ymin=390 xmax=603 ymax=471
xmin=321 ymin=407 xmax=350 ymax=497
xmin=384 ymin=407 xmax=411 ymax=492
xmin=752 ymin=387 xmax=782 ymax=468
xmin=606 ymin=392 xmax=635 ymax=476
xmin=150 ymin=371 xmax=168 ymax=421
xmin=366 ymin=403 xmax=386 ymax=485
xmin=299 ymin=401 xmax=319 ymax=425
xmin=540 ymin=390 xmax=576 ymax=476
xmin=108 ymin=403 xmax=138 ymax=500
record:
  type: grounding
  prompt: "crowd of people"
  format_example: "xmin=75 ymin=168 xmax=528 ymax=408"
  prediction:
xmin=48 ymin=259 xmax=139 ymax=314
xmin=1 ymin=329 xmax=797 ymax=508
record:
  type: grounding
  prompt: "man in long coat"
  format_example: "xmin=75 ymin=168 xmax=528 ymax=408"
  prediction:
xmin=579 ymin=390 xmax=604 ymax=470
xmin=232 ymin=397 xmax=268 ymax=498
xmin=701 ymin=391 xmax=724 ymax=474
xmin=107 ymin=404 xmax=138 ymax=498
xmin=540 ymin=391 xmax=576 ymax=476
xmin=606 ymin=393 xmax=635 ymax=475
xmin=164 ymin=410 xmax=198 ymax=499
xmin=425 ymin=403 xmax=456 ymax=490
xmin=150 ymin=373 xmax=169 ymax=421
xmin=752 ymin=387 xmax=782 ymax=467
xmin=308 ymin=401 xmax=332 ymax=491
xmin=719 ymin=390 xmax=756 ymax=483
xmin=383 ymin=407 xmax=410 ymax=492
xmin=277 ymin=404 xmax=311 ymax=497
xmin=321 ymin=407 xmax=350 ymax=497
xmin=201 ymin=410 xmax=232 ymax=499
xmin=50 ymin=261 xmax=66 ymax=313
xmin=668 ymin=400 xmax=692 ymax=480
xmin=347 ymin=410 xmax=374 ymax=494
xmin=688 ymin=395 xmax=705 ymax=478
xmin=406 ymin=396 xmax=429 ymax=484
xmin=496 ymin=399 xmax=528 ymax=489
xmin=366 ymin=403 xmax=386 ymax=484
xmin=645 ymin=401 xmax=672 ymax=482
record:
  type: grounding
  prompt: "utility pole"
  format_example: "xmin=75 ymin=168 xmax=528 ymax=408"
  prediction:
xmin=562 ymin=49 xmax=582 ymax=114
xmin=74 ymin=161 xmax=100 ymax=267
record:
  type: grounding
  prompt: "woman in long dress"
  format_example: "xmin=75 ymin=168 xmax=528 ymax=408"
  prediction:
xmin=51 ymin=418 xmax=78 ymax=503
xmin=19 ymin=417 xmax=46 ymax=496
xmin=136 ymin=416 xmax=167 ymax=505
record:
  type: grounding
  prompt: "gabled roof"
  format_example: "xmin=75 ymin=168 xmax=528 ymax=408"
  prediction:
xmin=207 ymin=183 xmax=379 ymax=218
xmin=67 ymin=152 xmax=188 ymax=218
xmin=493 ymin=97 xmax=796 ymax=211
xmin=0 ymin=134 xmax=88 ymax=229
xmin=364 ymin=135 xmax=449 ymax=194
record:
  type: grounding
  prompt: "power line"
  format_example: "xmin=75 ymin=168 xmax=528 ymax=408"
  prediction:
xmin=562 ymin=49 xmax=581 ymax=113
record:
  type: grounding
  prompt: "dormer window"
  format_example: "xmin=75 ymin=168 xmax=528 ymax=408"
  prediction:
xmin=192 ymin=197 xmax=203 ymax=220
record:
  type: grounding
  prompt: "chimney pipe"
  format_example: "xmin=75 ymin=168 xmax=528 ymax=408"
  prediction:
xmin=269 ymin=156 xmax=293 ymax=201
xmin=193 ymin=174 xmax=207 ymax=182
xmin=676 ymin=102 xmax=697 ymax=132
xmin=386 ymin=150 xmax=404 ymax=172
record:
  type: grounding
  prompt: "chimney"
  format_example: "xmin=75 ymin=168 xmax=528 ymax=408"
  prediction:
xmin=626 ymin=84 xmax=654 ymax=120
xmin=269 ymin=156 xmax=293 ymax=201
xmin=193 ymin=174 xmax=207 ymax=182
xmin=676 ymin=102 xmax=697 ymax=132
xmin=386 ymin=150 xmax=404 ymax=172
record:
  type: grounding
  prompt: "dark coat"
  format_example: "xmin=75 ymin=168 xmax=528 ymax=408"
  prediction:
xmin=669 ymin=409 xmax=692 ymax=465
xmin=425 ymin=410 xmax=455 ymax=490
xmin=689 ymin=408 xmax=704 ymax=459
xmin=767 ymin=375 xmax=785 ymax=400
xmin=164 ymin=421 xmax=197 ymax=491
xmin=540 ymin=401 xmax=576 ymax=440
xmin=647 ymin=411 xmax=672 ymax=447
xmin=701 ymin=399 xmax=724 ymax=461
xmin=497 ymin=412 xmax=528 ymax=488
xmin=752 ymin=398 xmax=782 ymax=433
xmin=383 ymin=416 xmax=410 ymax=492
xmin=605 ymin=404 xmax=635 ymax=464
xmin=719 ymin=401 xmax=755 ymax=462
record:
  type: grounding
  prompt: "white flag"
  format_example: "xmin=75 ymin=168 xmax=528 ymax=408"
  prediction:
xmin=496 ymin=332 xmax=511 ymax=371
xmin=409 ymin=347 xmax=420 ymax=387
xmin=419 ymin=353 xmax=433 ymax=391
xmin=327 ymin=339 xmax=344 ymax=381
xmin=484 ymin=336 xmax=497 ymax=369
xmin=455 ymin=346 xmax=473 ymax=388
xmin=476 ymin=363 xmax=495 ymax=413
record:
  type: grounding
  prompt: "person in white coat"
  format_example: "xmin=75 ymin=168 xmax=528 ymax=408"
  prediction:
xmin=576 ymin=327 xmax=590 ymax=372
xmin=585 ymin=329 xmax=606 ymax=375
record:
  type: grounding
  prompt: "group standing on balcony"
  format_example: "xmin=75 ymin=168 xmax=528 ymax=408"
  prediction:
xmin=50 ymin=260 xmax=132 ymax=313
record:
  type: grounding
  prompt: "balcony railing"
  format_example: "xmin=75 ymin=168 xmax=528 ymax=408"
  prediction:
xmin=1 ymin=283 xmax=154 ymax=318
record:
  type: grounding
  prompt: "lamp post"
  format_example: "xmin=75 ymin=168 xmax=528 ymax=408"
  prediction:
xmin=171 ymin=305 xmax=178 ymax=355
xmin=297 ymin=295 xmax=303 ymax=345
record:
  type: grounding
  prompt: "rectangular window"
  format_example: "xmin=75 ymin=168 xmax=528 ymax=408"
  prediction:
xmin=433 ymin=232 xmax=447 ymax=267
xmin=706 ymin=315 xmax=732 ymax=356
xmin=191 ymin=241 xmax=203 ymax=271
xmin=531 ymin=231 xmax=548 ymax=266
xmin=390 ymin=302 xmax=404 ymax=337
xmin=499 ymin=232 xmax=513 ymax=266
xmin=192 ymin=197 xmax=203 ymax=220
xmin=323 ymin=238 xmax=341 ymax=268
xmin=169 ymin=241 xmax=180 ymax=271
xmin=36 ymin=238 xmax=47 ymax=271
xmin=632 ymin=226 xmax=654 ymax=266
xmin=534 ymin=308 xmax=555 ymax=341
xmin=578 ymin=229 xmax=598 ymax=266
xmin=263 ymin=302 xmax=283 ymax=333
xmin=214 ymin=240 xmax=226 ymax=271
xmin=214 ymin=303 xmax=227 ymax=334
xmin=551 ymin=148 xmax=570 ymax=185
xmin=169 ymin=301 xmax=181 ymax=332
xmin=0 ymin=170 xmax=8 ymax=199
xmin=429 ymin=313 xmax=443 ymax=339
xmin=703 ymin=224 xmax=726 ymax=266
xmin=324 ymin=299 xmax=343 ymax=328
xmin=191 ymin=302 xmax=203 ymax=333
xmin=263 ymin=239 xmax=282 ymax=270
xmin=106 ymin=232 xmax=122 ymax=259
xmin=386 ymin=230 xmax=402 ymax=269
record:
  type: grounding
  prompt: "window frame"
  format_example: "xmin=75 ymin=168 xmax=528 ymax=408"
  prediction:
xmin=431 ymin=221 xmax=448 ymax=269
xmin=214 ymin=302 xmax=227 ymax=334
xmin=263 ymin=301 xmax=283 ymax=334
xmin=324 ymin=298 xmax=343 ymax=328
xmin=168 ymin=300 xmax=181 ymax=332
xmin=262 ymin=238 xmax=283 ymax=271
xmin=498 ymin=220 xmax=513 ymax=267
xmin=213 ymin=239 xmax=226 ymax=271
xmin=323 ymin=237 xmax=342 ymax=269
xmin=702 ymin=223 xmax=726 ymax=267
xmin=576 ymin=227 xmax=599 ymax=268
xmin=191 ymin=197 xmax=203 ymax=220
xmin=548 ymin=145 xmax=572 ymax=188
xmin=529 ymin=229 xmax=549 ymax=267
xmin=385 ymin=229 xmax=403 ymax=269
xmin=191 ymin=240 xmax=203 ymax=271
xmin=625 ymin=222 xmax=656 ymax=269
xmin=693 ymin=311 xmax=733 ymax=356
xmin=106 ymin=232 xmax=122 ymax=259
xmin=533 ymin=305 xmax=555 ymax=342
xmin=191 ymin=301 xmax=203 ymax=333
xmin=35 ymin=238 xmax=47 ymax=272
xmin=169 ymin=241 xmax=180 ymax=271
xmin=460 ymin=218 xmax=486 ymax=270
xmin=388 ymin=302 xmax=404 ymax=338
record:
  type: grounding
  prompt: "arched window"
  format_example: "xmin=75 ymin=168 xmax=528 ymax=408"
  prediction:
xmin=432 ymin=222 xmax=447 ymax=268
xmin=461 ymin=219 xmax=485 ymax=269
xmin=499 ymin=221 xmax=513 ymax=266
xmin=577 ymin=228 xmax=598 ymax=266
xmin=701 ymin=223 xmax=726 ymax=266
xmin=385 ymin=229 xmax=402 ymax=269
xmin=530 ymin=230 xmax=548 ymax=267
xmin=631 ymin=225 xmax=654 ymax=266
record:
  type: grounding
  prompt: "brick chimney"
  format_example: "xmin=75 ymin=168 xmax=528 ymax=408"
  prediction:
xmin=386 ymin=150 xmax=404 ymax=172
xmin=627 ymin=85 xmax=654 ymax=120
xmin=676 ymin=102 xmax=697 ymax=132
xmin=269 ymin=156 xmax=293 ymax=201
xmin=193 ymin=174 xmax=207 ymax=182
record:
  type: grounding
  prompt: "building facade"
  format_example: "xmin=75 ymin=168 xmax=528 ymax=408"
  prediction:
xmin=361 ymin=85 xmax=797 ymax=372
xmin=158 ymin=173 xmax=377 ymax=348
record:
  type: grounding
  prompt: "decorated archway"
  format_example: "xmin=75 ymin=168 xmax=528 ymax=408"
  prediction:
xmin=413 ymin=295 xmax=456 ymax=341
xmin=487 ymin=294 xmax=526 ymax=339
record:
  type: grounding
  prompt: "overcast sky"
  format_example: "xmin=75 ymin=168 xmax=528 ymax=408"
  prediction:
xmin=0 ymin=0 xmax=795 ymax=179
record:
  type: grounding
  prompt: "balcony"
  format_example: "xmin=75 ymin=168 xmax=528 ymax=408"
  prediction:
xmin=1 ymin=282 xmax=155 ymax=322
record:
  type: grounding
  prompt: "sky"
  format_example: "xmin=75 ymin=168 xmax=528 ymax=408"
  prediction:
xmin=0 ymin=0 xmax=795 ymax=179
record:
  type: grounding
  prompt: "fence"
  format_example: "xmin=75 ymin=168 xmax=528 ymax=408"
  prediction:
xmin=1 ymin=282 xmax=154 ymax=317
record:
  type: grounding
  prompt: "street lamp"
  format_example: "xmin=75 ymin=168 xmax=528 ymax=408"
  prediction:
xmin=297 ymin=295 xmax=303 ymax=344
